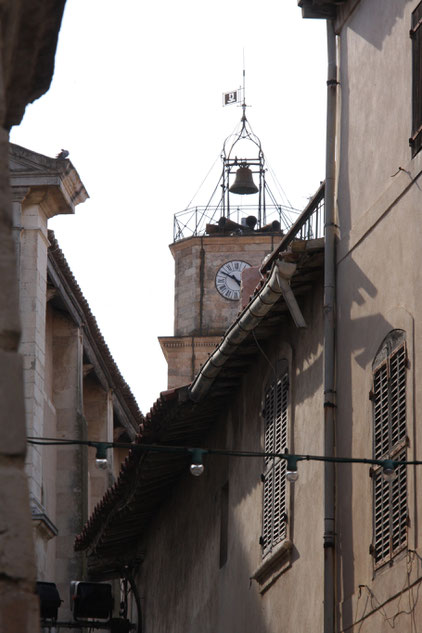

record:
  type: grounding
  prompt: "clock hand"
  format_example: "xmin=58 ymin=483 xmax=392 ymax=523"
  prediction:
xmin=230 ymin=274 xmax=241 ymax=286
xmin=222 ymin=271 xmax=241 ymax=286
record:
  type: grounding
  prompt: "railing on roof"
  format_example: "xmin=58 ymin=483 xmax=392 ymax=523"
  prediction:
xmin=261 ymin=182 xmax=325 ymax=274
xmin=173 ymin=203 xmax=300 ymax=243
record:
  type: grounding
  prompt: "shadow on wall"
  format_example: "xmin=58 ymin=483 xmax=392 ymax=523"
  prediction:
xmin=338 ymin=0 xmax=414 ymax=243
xmin=336 ymin=252 xmax=397 ymax=630
xmin=138 ymin=308 xmax=325 ymax=632
xmin=348 ymin=0 xmax=412 ymax=51
xmin=138 ymin=420 xmax=267 ymax=633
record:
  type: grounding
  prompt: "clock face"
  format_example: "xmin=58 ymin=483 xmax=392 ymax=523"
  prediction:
xmin=215 ymin=260 xmax=251 ymax=300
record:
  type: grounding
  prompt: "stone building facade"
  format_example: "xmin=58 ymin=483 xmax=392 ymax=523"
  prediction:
xmin=9 ymin=143 xmax=143 ymax=623
xmin=0 ymin=3 xmax=67 ymax=631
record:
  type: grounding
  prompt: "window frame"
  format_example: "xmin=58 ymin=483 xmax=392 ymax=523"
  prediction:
xmin=261 ymin=361 xmax=289 ymax=559
xmin=371 ymin=330 xmax=408 ymax=568
xmin=410 ymin=1 xmax=422 ymax=156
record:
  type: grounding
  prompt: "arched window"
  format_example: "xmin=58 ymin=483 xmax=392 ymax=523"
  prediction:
xmin=371 ymin=330 xmax=408 ymax=566
xmin=261 ymin=362 xmax=289 ymax=558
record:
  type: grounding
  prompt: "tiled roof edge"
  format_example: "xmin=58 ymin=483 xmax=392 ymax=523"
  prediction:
xmin=47 ymin=230 xmax=144 ymax=425
xmin=74 ymin=384 xmax=185 ymax=551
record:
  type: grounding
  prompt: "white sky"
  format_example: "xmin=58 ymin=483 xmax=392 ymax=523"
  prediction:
xmin=10 ymin=0 xmax=327 ymax=414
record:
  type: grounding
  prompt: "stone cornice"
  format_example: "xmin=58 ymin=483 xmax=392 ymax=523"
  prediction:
xmin=158 ymin=335 xmax=220 ymax=360
xmin=9 ymin=143 xmax=89 ymax=218
xmin=159 ymin=336 xmax=220 ymax=348
xmin=169 ymin=232 xmax=279 ymax=256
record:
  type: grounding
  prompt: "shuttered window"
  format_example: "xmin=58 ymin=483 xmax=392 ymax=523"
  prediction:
xmin=410 ymin=1 xmax=422 ymax=156
xmin=261 ymin=368 xmax=289 ymax=558
xmin=372 ymin=331 xmax=408 ymax=566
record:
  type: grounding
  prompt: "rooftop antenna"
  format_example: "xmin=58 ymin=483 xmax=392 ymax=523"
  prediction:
xmin=218 ymin=55 xmax=266 ymax=223
xmin=243 ymin=50 xmax=246 ymax=97
xmin=242 ymin=48 xmax=246 ymax=121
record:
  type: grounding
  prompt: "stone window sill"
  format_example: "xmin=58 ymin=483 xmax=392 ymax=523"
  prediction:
xmin=251 ymin=539 xmax=293 ymax=593
xmin=30 ymin=497 xmax=58 ymax=540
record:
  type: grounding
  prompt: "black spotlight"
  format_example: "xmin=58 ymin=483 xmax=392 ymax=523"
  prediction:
xmin=70 ymin=581 xmax=113 ymax=620
xmin=36 ymin=582 xmax=62 ymax=620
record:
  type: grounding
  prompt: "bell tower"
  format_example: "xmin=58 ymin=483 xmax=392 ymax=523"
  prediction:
xmin=159 ymin=102 xmax=295 ymax=389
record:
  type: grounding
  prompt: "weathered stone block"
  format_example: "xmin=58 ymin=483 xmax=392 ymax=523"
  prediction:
xmin=0 ymin=183 xmax=21 ymax=350
xmin=0 ymin=581 xmax=39 ymax=633
xmin=0 ymin=350 xmax=26 ymax=454
xmin=0 ymin=467 xmax=36 ymax=580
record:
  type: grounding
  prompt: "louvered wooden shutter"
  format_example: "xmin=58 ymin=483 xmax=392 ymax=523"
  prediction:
xmin=373 ymin=360 xmax=389 ymax=460
xmin=411 ymin=1 xmax=422 ymax=155
xmin=389 ymin=345 xmax=407 ymax=447
xmin=262 ymin=372 xmax=289 ymax=556
xmin=262 ymin=469 xmax=273 ymax=556
xmin=391 ymin=449 xmax=407 ymax=556
xmin=373 ymin=340 xmax=407 ymax=565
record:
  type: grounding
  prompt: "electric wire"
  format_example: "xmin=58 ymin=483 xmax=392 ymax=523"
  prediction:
xmin=124 ymin=568 xmax=142 ymax=633
xmin=184 ymin=150 xmax=222 ymax=210
xmin=252 ymin=329 xmax=277 ymax=381
xmin=186 ymin=118 xmax=241 ymax=211
xmin=346 ymin=551 xmax=422 ymax=632
xmin=26 ymin=436 xmax=422 ymax=470
xmin=267 ymin=161 xmax=295 ymax=210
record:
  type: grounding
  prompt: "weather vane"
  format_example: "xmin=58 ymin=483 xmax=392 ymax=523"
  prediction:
xmin=222 ymin=51 xmax=247 ymax=114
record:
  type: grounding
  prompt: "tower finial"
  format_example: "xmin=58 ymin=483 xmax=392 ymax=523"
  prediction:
xmin=242 ymin=49 xmax=247 ymax=124
xmin=243 ymin=49 xmax=246 ymax=103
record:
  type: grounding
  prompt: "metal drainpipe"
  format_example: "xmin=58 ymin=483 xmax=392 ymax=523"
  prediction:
xmin=324 ymin=19 xmax=338 ymax=633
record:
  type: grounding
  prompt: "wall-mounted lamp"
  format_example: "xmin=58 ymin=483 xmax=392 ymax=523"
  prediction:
xmin=382 ymin=459 xmax=397 ymax=483
xmin=189 ymin=448 xmax=206 ymax=477
xmin=285 ymin=455 xmax=299 ymax=483
xmin=28 ymin=436 xmax=416 ymax=482
xmin=95 ymin=443 xmax=110 ymax=470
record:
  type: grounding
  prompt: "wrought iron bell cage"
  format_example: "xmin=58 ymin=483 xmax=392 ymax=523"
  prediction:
xmin=172 ymin=104 xmax=300 ymax=242
xmin=221 ymin=106 xmax=268 ymax=228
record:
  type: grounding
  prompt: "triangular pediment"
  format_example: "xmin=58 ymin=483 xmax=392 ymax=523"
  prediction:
xmin=9 ymin=142 xmax=89 ymax=210
xmin=9 ymin=143 xmax=59 ymax=175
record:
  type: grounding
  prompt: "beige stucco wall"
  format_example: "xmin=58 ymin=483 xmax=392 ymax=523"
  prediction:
xmin=138 ymin=281 xmax=325 ymax=633
xmin=336 ymin=0 xmax=413 ymax=248
xmin=336 ymin=1 xmax=422 ymax=630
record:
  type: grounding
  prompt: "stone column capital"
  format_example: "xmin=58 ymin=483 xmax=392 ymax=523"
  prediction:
xmin=11 ymin=185 xmax=29 ymax=203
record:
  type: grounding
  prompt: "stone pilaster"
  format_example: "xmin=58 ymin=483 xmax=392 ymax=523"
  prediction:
xmin=53 ymin=311 xmax=84 ymax=620
xmin=19 ymin=198 xmax=50 ymax=502
xmin=10 ymin=186 xmax=28 ymax=261
xmin=83 ymin=377 xmax=114 ymax=513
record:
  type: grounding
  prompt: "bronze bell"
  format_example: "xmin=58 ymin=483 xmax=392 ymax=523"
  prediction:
xmin=229 ymin=166 xmax=258 ymax=195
